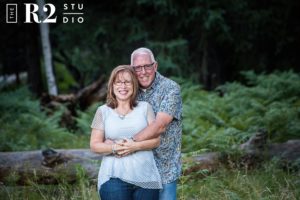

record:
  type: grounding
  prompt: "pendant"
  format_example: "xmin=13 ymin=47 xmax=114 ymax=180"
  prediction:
xmin=119 ymin=114 xmax=125 ymax=120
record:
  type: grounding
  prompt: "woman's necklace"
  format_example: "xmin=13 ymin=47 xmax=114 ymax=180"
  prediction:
xmin=115 ymin=107 xmax=131 ymax=120
xmin=118 ymin=114 xmax=126 ymax=120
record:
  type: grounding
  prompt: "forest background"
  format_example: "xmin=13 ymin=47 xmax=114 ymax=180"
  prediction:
xmin=0 ymin=0 xmax=300 ymax=199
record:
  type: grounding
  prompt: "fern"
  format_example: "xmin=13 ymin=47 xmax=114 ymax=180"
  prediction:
xmin=182 ymin=71 xmax=300 ymax=152
xmin=0 ymin=87 xmax=81 ymax=151
xmin=75 ymin=102 xmax=103 ymax=135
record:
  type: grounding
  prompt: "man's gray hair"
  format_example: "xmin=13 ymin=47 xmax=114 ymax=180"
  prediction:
xmin=130 ymin=47 xmax=156 ymax=65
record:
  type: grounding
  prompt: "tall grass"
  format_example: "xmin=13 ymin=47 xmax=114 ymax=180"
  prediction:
xmin=1 ymin=161 xmax=299 ymax=200
xmin=0 ymin=166 xmax=99 ymax=200
xmin=0 ymin=181 xmax=98 ymax=200
xmin=178 ymin=161 xmax=300 ymax=200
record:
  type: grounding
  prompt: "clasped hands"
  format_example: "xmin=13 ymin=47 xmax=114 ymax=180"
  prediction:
xmin=105 ymin=138 xmax=137 ymax=157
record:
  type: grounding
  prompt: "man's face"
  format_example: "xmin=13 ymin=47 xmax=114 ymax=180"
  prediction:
xmin=132 ymin=54 xmax=157 ymax=89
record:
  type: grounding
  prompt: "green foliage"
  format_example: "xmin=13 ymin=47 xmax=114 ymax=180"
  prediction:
xmin=75 ymin=102 xmax=103 ymax=135
xmin=2 ymin=0 xmax=299 ymax=91
xmin=0 ymin=166 xmax=98 ymax=200
xmin=1 ymin=71 xmax=299 ymax=199
xmin=54 ymin=62 xmax=78 ymax=93
xmin=147 ymin=39 xmax=191 ymax=77
xmin=0 ymin=162 xmax=298 ymax=200
xmin=52 ymin=21 xmax=106 ymax=86
xmin=0 ymin=87 xmax=82 ymax=151
xmin=182 ymin=71 xmax=300 ymax=152
xmin=179 ymin=162 xmax=300 ymax=200
xmin=2 ymin=71 xmax=299 ymax=154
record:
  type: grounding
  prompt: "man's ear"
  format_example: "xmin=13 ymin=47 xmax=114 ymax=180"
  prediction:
xmin=154 ymin=62 xmax=158 ymax=71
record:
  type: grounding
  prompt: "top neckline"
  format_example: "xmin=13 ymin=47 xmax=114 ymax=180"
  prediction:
xmin=107 ymin=103 xmax=139 ymax=120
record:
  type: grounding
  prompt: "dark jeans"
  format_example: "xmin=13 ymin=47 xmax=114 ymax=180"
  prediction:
xmin=99 ymin=178 xmax=159 ymax=200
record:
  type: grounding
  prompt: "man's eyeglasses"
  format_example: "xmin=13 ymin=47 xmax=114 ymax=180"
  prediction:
xmin=114 ymin=80 xmax=132 ymax=86
xmin=132 ymin=62 xmax=155 ymax=72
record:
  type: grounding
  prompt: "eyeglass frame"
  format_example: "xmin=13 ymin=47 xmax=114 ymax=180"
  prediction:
xmin=132 ymin=62 xmax=155 ymax=72
xmin=113 ymin=80 xmax=133 ymax=86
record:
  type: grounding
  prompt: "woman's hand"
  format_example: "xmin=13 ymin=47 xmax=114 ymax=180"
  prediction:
xmin=115 ymin=139 xmax=139 ymax=157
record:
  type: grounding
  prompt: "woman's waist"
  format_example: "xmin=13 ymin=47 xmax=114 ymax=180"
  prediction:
xmin=104 ymin=150 xmax=154 ymax=159
xmin=100 ymin=151 xmax=159 ymax=178
xmin=103 ymin=151 xmax=155 ymax=166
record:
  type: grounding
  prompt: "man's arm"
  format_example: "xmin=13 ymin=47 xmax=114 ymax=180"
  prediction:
xmin=132 ymin=112 xmax=173 ymax=142
xmin=115 ymin=136 xmax=160 ymax=156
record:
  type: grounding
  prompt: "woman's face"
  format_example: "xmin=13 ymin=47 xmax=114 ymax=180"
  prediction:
xmin=113 ymin=71 xmax=133 ymax=102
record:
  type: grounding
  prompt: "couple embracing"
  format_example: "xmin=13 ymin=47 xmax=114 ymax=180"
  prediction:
xmin=90 ymin=47 xmax=182 ymax=200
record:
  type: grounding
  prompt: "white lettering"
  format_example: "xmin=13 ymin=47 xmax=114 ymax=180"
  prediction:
xmin=62 ymin=16 xmax=84 ymax=23
xmin=63 ymin=16 xmax=68 ymax=23
xmin=78 ymin=17 xmax=84 ymax=23
xmin=24 ymin=3 xmax=40 ymax=23
xmin=43 ymin=4 xmax=57 ymax=23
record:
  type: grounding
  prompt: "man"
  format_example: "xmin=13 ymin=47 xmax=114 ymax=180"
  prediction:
xmin=129 ymin=47 xmax=183 ymax=200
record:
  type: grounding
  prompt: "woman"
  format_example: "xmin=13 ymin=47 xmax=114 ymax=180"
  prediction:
xmin=90 ymin=65 xmax=162 ymax=200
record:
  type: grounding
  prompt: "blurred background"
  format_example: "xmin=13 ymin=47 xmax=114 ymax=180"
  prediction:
xmin=1 ymin=0 xmax=300 ymax=94
xmin=0 ymin=0 xmax=300 ymax=199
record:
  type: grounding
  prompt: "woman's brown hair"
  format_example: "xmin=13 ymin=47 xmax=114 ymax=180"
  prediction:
xmin=106 ymin=65 xmax=138 ymax=109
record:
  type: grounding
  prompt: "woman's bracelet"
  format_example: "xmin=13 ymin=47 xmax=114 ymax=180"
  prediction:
xmin=111 ymin=144 xmax=116 ymax=154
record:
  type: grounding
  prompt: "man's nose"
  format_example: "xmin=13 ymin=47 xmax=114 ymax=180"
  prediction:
xmin=140 ymin=66 xmax=146 ymax=74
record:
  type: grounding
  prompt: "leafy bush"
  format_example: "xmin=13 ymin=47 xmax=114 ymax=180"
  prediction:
xmin=75 ymin=102 xmax=103 ymax=135
xmin=2 ymin=70 xmax=299 ymax=154
xmin=54 ymin=62 xmax=79 ymax=93
xmin=181 ymin=70 xmax=300 ymax=153
xmin=0 ymin=87 xmax=82 ymax=151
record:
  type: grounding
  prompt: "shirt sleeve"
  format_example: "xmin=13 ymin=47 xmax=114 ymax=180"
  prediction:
xmin=158 ymin=84 xmax=182 ymax=120
xmin=146 ymin=102 xmax=155 ymax=124
xmin=90 ymin=107 xmax=104 ymax=130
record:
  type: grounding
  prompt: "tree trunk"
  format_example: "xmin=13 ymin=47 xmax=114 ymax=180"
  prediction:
xmin=183 ymin=131 xmax=300 ymax=175
xmin=26 ymin=23 xmax=43 ymax=96
xmin=1 ymin=134 xmax=298 ymax=185
xmin=200 ymin=36 xmax=222 ymax=90
xmin=0 ymin=149 xmax=102 ymax=185
xmin=200 ymin=36 xmax=208 ymax=88
xmin=39 ymin=75 xmax=106 ymax=129
xmin=37 ymin=0 xmax=57 ymax=95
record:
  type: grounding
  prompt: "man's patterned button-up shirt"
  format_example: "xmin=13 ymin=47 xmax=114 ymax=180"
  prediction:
xmin=137 ymin=72 xmax=182 ymax=184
